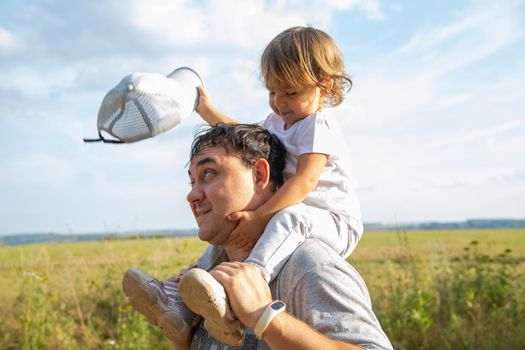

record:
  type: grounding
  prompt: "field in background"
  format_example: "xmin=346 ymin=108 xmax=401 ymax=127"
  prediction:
xmin=1 ymin=229 xmax=524 ymax=349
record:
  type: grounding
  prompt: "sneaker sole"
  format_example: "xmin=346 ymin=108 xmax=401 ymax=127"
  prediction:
xmin=179 ymin=268 xmax=244 ymax=346
xmin=122 ymin=268 xmax=190 ymax=342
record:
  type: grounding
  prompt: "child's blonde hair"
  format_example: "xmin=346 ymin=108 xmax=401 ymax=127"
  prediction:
xmin=260 ymin=26 xmax=352 ymax=107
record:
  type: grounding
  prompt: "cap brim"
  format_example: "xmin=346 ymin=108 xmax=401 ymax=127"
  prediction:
xmin=167 ymin=67 xmax=203 ymax=111
xmin=167 ymin=67 xmax=203 ymax=89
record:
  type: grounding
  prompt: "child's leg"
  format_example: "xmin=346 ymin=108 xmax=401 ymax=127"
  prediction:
xmin=122 ymin=245 xmax=229 ymax=343
xmin=179 ymin=268 xmax=245 ymax=346
xmin=196 ymin=244 xmax=229 ymax=271
xmin=152 ymin=244 xmax=244 ymax=345
xmin=122 ymin=267 xmax=195 ymax=343
xmin=244 ymin=203 xmax=360 ymax=282
xmin=331 ymin=212 xmax=363 ymax=259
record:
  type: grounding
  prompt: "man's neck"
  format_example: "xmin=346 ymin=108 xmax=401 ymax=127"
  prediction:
xmin=222 ymin=241 xmax=251 ymax=262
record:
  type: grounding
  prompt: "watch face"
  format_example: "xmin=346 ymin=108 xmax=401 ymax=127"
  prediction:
xmin=271 ymin=300 xmax=285 ymax=311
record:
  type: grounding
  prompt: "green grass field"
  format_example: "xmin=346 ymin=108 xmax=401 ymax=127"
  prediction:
xmin=1 ymin=229 xmax=524 ymax=349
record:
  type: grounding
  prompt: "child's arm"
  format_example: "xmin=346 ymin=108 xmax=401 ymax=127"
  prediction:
xmin=228 ymin=152 xmax=328 ymax=249
xmin=195 ymin=86 xmax=238 ymax=125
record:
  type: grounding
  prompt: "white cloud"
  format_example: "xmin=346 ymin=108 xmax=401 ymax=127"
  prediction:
xmin=428 ymin=119 xmax=525 ymax=148
xmin=392 ymin=0 xmax=523 ymax=78
xmin=1 ymin=0 xmax=524 ymax=233
xmin=129 ymin=0 xmax=206 ymax=44
xmin=4 ymin=154 xmax=74 ymax=188
xmin=122 ymin=0 xmax=300 ymax=49
xmin=346 ymin=0 xmax=525 ymax=129
xmin=341 ymin=69 xmax=441 ymax=129
xmin=0 ymin=66 xmax=77 ymax=97
xmin=329 ymin=0 xmax=384 ymax=19
xmin=122 ymin=0 xmax=385 ymax=50
xmin=0 ymin=26 xmax=24 ymax=55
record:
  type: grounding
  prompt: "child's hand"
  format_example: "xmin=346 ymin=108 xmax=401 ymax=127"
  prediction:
xmin=195 ymin=85 xmax=236 ymax=125
xmin=227 ymin=210 xmax=266 ymax=251
xmin=195 ymin=85 xmax=214 ymax=117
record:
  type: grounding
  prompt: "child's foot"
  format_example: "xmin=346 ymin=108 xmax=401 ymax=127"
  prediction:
xmin=179 ymin=268 xmax=245 ymax=346
xmin=122 ymin=268 xmax=196 ymax=343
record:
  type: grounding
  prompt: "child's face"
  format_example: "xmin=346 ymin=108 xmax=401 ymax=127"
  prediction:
xmin=267 ymin=84 xmax=323 ymax=128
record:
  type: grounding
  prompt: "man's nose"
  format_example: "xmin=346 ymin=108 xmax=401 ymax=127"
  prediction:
xmin=186 ymin=184 xmax=204 ymax=203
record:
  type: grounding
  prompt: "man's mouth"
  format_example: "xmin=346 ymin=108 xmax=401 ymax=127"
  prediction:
xmin=195 ymin=208 xmax=211 ymax=224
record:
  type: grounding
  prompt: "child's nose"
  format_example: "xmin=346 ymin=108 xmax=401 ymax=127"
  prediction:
xmin=274 ymin=93 xmax=285 ymax=106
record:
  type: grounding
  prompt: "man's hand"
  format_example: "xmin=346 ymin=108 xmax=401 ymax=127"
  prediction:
xmin=211 ymin=262 xmax=365 ymax=350
xmin=227 ymin=210 xmax=267 ymax=251
xmin=210 ymin=262 xmax=272 ymax=329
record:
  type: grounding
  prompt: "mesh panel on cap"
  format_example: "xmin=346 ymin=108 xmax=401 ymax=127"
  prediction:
xmin=109 ymin=91 xmax=185 ymax=142
xmin=97 ymin=90 xmax=124 ymax=130
xmin=94 ymin=72 xmax=195 ymax=143
xmin=110 ymin=99 xmax=151 ymax=142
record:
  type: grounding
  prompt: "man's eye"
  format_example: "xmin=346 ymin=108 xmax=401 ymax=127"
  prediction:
xmin=203 ymin=170 xmax=215 ymax=180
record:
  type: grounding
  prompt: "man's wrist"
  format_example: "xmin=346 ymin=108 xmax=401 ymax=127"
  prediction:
xmin=254 ymin=300 xmax=286 ymax=339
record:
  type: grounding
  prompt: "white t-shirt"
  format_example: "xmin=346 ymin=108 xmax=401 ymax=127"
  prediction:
xmin=259 ymin=110 xmax=362 ymax=234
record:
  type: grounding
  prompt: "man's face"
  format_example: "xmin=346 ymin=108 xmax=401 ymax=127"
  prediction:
xmin=187 ymin=145 xmax=259 ymax=245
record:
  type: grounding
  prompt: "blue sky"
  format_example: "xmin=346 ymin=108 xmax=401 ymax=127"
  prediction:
xmin=1 ymin=0 xmax=524 ymax=235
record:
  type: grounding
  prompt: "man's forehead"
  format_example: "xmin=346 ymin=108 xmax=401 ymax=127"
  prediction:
xmin=189 ymin=145 xmax=241 ymax=169
xmin=190 ymin=145 xmax=225 ymax=163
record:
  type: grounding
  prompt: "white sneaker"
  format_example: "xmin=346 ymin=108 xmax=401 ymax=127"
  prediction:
xmin=122 ymin=268 xmax=195 ymax=343
xmin=179 ymin=268 xmax=245 ymax=346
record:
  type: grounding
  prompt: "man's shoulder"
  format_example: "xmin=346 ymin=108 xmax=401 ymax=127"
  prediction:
xmin=272 ymin=240 xmax=394 ymax=350
xmin=274 ymin=239 xmax=368 ymax=299
xmin=280 ymin=239 xmax=360 ymax=280
xmin=287 ymin=238 xmax=342 ymax=262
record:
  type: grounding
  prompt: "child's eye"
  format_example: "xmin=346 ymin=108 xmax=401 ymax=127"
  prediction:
xmin=286 ymin=91 xmax=297 ymax=97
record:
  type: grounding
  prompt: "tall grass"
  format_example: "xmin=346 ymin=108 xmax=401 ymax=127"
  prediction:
xmin=1 ymin=230 xmax=524 ymax=349
xmin=1 ymin=237 xmax=206 ymax=349
xmin=366 ymin=232 xmax=525 ymax=350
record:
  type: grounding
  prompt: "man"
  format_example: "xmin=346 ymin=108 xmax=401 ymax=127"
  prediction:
xmin=173 ymin=123 xmax=392 ymax=349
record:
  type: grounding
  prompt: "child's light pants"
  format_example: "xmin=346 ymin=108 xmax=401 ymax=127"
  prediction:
xmin=197 ymin=203 xmax=362 ymax=282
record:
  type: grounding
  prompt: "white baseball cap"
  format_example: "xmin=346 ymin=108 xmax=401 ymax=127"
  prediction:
xmin=84 ymin=67 xmax=203 ymax=143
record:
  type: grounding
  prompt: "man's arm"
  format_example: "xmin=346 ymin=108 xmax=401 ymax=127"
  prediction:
xmin=211 ymin=262 xmax=362 ymax=350
xmin=169 ymin=336 xmax=191 ymax=350
xmin=263 ymin=312 xmax=361 ymax=350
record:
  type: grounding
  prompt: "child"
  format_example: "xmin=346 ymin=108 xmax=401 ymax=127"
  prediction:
xmin=122 ymin=26 xmax=363 ymax=346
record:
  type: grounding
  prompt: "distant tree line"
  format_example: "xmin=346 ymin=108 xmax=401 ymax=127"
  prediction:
xmin=365 ymin=219 xmax=525 ymax=231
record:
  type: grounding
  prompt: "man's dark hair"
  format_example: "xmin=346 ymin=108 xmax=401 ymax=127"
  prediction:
xmin=190 ymin=123 xmax=286 ymax=189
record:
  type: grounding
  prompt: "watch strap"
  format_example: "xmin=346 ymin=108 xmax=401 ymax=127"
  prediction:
xmin=254 ymin=300 xmax=286 ymax=340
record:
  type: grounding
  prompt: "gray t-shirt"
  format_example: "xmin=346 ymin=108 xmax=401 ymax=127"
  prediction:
xmin=191 ymin=239 xmax=393 ymax=350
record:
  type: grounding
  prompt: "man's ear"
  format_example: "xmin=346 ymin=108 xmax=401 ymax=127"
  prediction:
xmin=253 ymin=158 xmax=271 ymax=193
